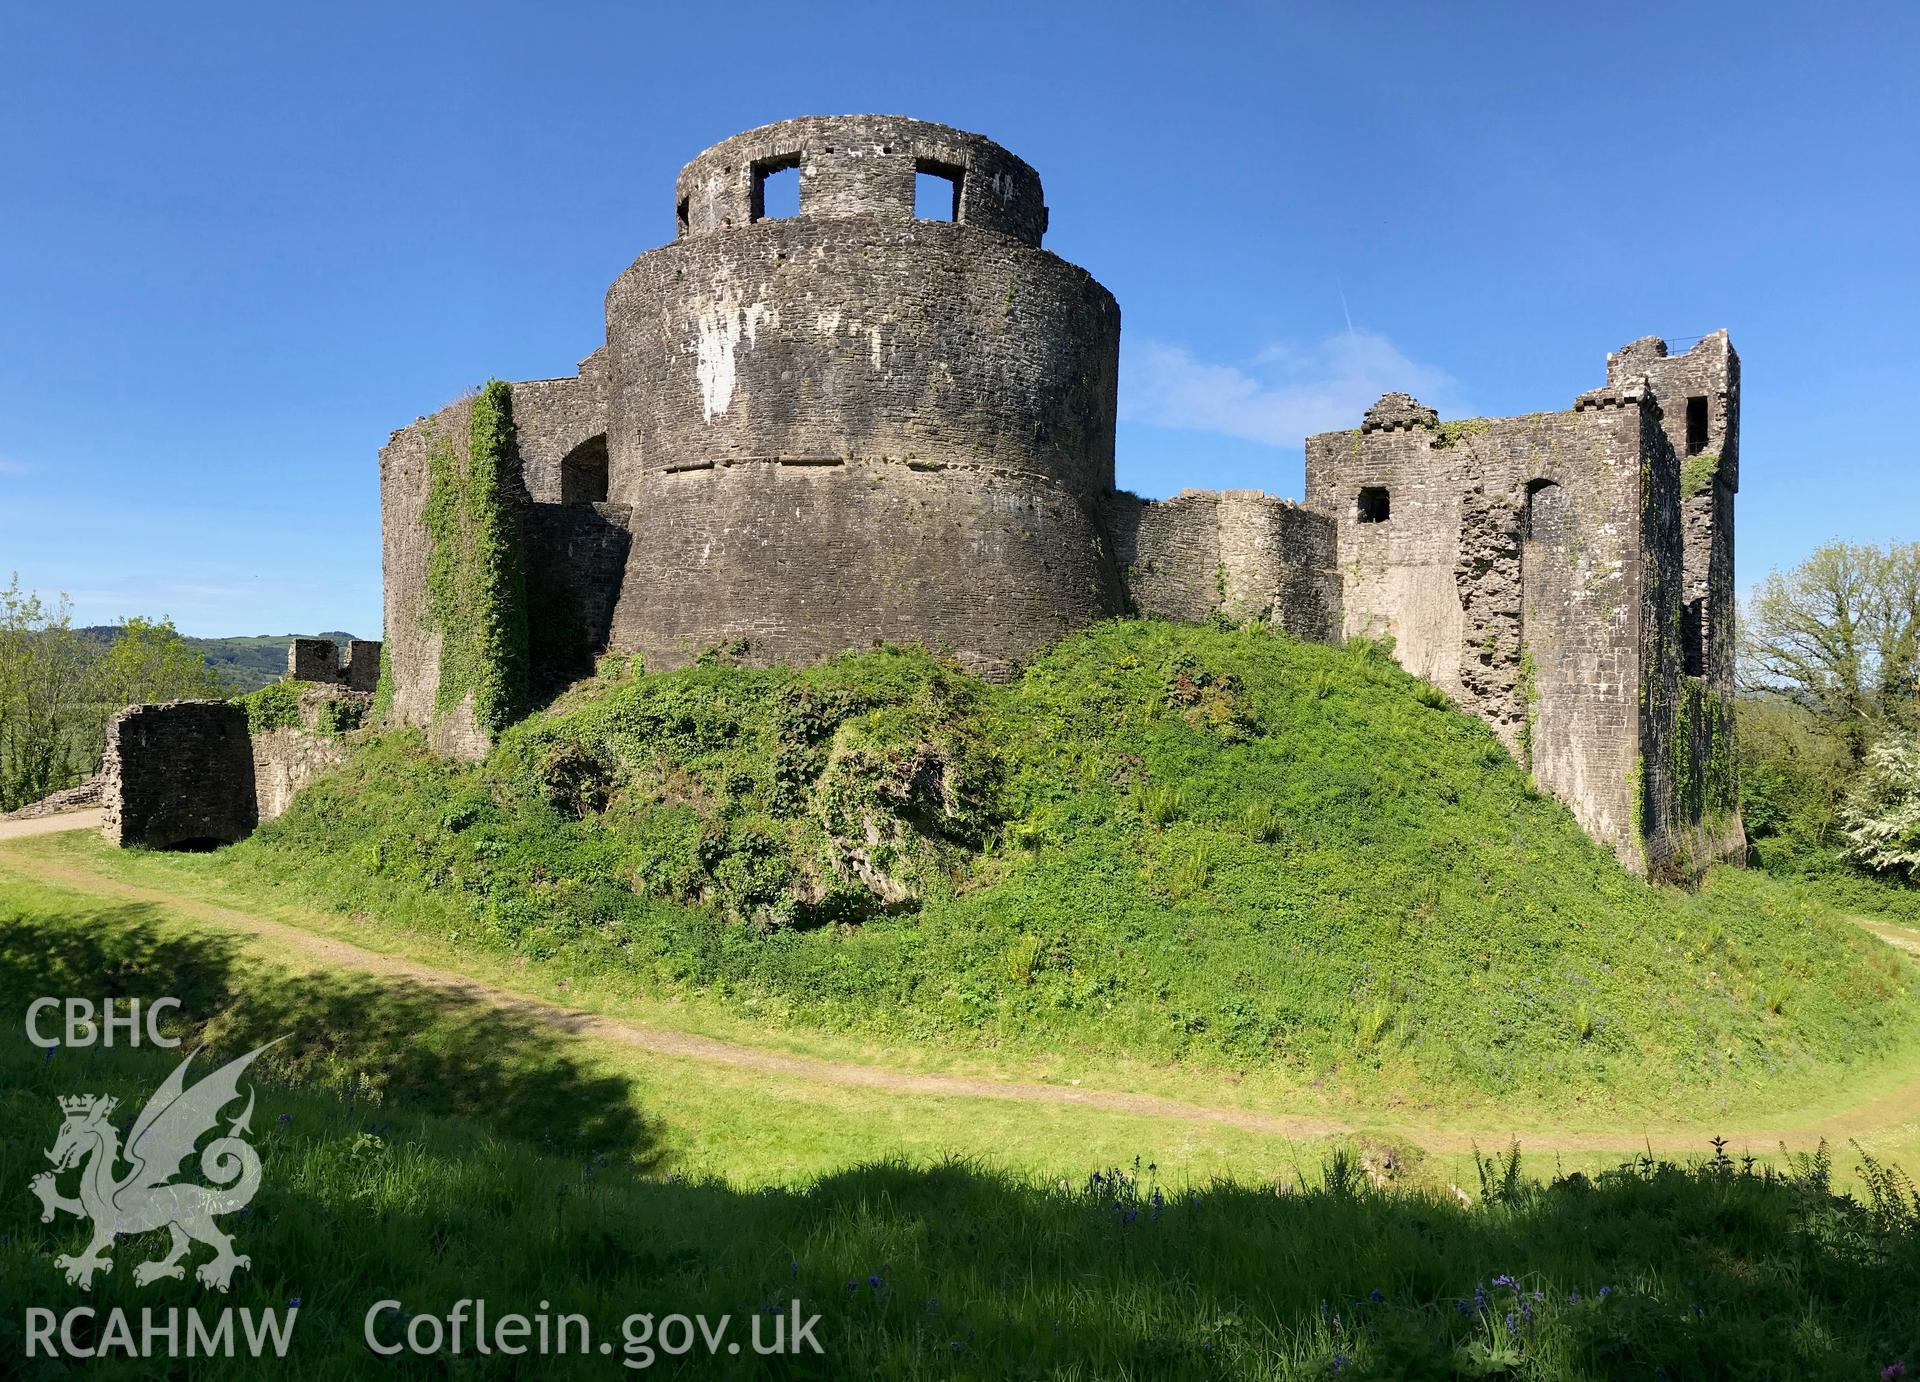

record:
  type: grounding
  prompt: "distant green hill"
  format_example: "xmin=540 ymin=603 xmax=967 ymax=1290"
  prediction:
xmin=76 ymin=627 xmax=362 ymax=693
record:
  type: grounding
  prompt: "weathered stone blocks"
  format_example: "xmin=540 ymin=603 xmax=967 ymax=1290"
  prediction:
xmin=101 ymin=701 xmax=257 ymax=848
xmin=1304 ymin=334 xmax=1743 ymax=878
xmin=288 ymin=637 xmax=343 ymax=683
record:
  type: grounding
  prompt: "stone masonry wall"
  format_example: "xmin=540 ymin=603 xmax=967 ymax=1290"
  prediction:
xmin=1608 ymin=333 xmax=1740 ymax=690
xmin=250 ymin=726 xmax=350 ymax=822
xmin=1306 ymin=391 xmax=1660 ymax=870
xmin=103 ymin=692 xmax=359 ymax=849
xmin=512 ymin=347 xmax=611 ymax=504
xmin=378 ymin=397 xmax=506 ymax=758
xmin=603 ymin=115 xmax=1124 ymax=678
xmin=524 ymin=499 xmax=633 ymax=692
xmin=289 ymin=636 xmax=343 ymax=683
xmin=102 ymin=701 xmax=257 ymax=848
xmin=1105 ymin=489 xmax=1340 ymax=640
xmin=1305 ymin=346 xmax=1743 ymax=878
xmin=345 ymin=639 xmax=382 ymax=691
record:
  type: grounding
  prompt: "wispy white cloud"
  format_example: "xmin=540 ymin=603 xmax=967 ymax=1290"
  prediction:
xmin=1120 ymin=331 xmax=1464 ymax=447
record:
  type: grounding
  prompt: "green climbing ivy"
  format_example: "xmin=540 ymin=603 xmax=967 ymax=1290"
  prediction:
xmin=1430 ymin=418 xmax=1490 ymax=449
xmin=423 ymin=380 xmax=530 ymax=737
xmin=234 ymin=681 xmax=302 ymax=733
xmin=1680 ymin=452 xmax=1721 ymax=499
xmin=370 ymin=640 xmax=395 ymax=725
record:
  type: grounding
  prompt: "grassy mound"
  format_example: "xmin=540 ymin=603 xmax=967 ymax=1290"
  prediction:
xmin=235 ymin=621 xmax=1915 ymax=1110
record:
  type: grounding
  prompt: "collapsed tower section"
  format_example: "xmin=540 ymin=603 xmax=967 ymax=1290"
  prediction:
xmin=1304 ymin=334 xmax=1742 ymax=877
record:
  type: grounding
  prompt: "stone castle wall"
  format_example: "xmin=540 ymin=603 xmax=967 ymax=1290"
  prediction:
xmin=102 ymin=684 xmax=362 ymax=849
xmin=102 ymin=701 xmax=257 ymax=848
xmin=512 ymin=347 xmax=611 ymax=504
xmin=361 ymin=114 xmax=1739 ymax=881
xmin=603 ymin=116 xmax=1124 ymax=678
xmin=1306 ymin=392 xmax=1658 ymax=864
xmin=524 ymin=498 xmax=633 ymax=694
xmin=1105 ymin=489 xmax=1340 ymax=639
xmin=1304 ymin=341 xmax=1743 ymax=878
xmin=378 ymin=398 xmax=466 ymax=753
xmin=1608 ymin=333 xmax=1740 ymax=691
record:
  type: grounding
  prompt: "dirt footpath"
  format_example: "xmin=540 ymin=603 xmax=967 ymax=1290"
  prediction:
xmin=0 ymin=808 xmax=102 ymax=841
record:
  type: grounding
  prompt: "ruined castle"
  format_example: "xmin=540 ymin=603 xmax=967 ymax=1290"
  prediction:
xmin=113 ymin=115 xmax=1742 ymax=877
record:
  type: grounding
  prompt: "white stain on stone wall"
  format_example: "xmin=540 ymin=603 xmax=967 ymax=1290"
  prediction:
xmin=695 ymin=295 xmax=774 ymax=423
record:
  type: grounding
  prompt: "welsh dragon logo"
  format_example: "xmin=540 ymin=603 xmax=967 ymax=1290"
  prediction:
xmin=30 ymin=1040 xmax=281 ymax=1292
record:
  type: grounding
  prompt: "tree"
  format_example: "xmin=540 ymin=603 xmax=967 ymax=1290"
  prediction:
xmin=1736 ymin=695 xmax=1855 ymax=869
xmin=68 ymin=616 xmax=228 ymax=773
xmin=0 ymin=576 xmax=92 ymax=811
xmin=1741 ymin=541 xmax=1920 ymax=759
xmin=1841 ymin=733 xmax=1920 ymax=880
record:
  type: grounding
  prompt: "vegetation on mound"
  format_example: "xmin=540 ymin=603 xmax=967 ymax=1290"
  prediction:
xmin=2 ymin=896 xmax=1916 ymax=1380
xmin=236 ymin=621 xmax=1915 ymax=1109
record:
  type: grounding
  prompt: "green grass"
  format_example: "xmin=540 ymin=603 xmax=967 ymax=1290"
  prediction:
xmin=2 ymin=885 xmax=1917 ymax=1379
xmin=116 ymin=620 xmax=1915 ymax=1120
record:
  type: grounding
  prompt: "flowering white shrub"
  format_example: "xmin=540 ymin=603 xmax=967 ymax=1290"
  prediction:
xmin=1842 ymin=733 xmax=1920 ymax=880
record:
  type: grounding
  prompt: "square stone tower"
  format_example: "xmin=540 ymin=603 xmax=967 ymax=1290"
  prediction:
xmin=1304 ymin=337 xmax=1742 ymax=878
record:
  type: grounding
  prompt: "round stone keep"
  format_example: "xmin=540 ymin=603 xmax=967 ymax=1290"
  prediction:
xmin=603 ymin=115 xmax=1124 ymax=678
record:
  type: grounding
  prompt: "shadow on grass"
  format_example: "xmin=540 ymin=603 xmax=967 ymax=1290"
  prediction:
xmin=0 ymin=900 xmax=657 ymax=1160
xmin=2 ymin=901 xmax=1918 ymax=1378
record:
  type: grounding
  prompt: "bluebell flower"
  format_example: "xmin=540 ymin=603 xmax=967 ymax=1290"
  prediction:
xmin=1368 ymin=1288 xmax=1384 ymax=1303
xmin=1598 ymin=1285 xmax=1613 ymax=1299
xmin=1492 ymin=1274 xmax=1518 ymax=1289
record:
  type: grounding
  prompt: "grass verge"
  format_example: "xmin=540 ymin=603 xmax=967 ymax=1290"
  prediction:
xmin=2 ymin=882 xmax=1917 ymax=1379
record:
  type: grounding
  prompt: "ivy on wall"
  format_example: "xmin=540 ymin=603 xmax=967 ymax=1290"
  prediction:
xmin=1680 ymin=452 xmax=1721 ymax=499
xmin=370 ymin=640 xmax=394 ymax=726
xmin=423 ymin=380 xmax=530 ymax=737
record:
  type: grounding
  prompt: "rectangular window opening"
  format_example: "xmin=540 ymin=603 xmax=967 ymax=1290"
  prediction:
xmin=750 ymin=156 xmax=801 ymax=222
xmin=675 ymin=196 xmax=690 ymax=235
xmin=914 ymin=160 xmax=963 ymax=221
xmin=1356 ymin=487 xmax=1390 ymax=524
xmin=1685 ymin=396 xmax=1710 ymax=456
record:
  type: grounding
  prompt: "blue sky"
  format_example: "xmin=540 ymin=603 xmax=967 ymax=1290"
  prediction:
xmin=2 ymin=1 xmax=1914 ymax=637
